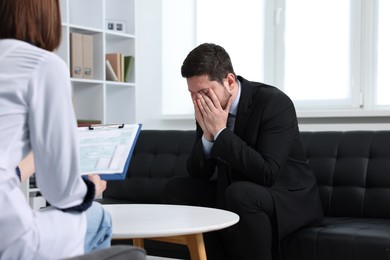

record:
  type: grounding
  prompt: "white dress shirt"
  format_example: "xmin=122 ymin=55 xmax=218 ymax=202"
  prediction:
xmin=0 ymin=39 xmax=88 ymax=259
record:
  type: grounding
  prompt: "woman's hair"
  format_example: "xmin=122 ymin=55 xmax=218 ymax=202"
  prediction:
xmin=181 ymin=43 xmax=236 ymax=85
xmin=0 ymin=0 xmax=62 ymax=51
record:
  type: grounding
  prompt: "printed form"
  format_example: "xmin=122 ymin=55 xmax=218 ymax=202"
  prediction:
xmin=78 ymin=124 xmax=141 ymax=178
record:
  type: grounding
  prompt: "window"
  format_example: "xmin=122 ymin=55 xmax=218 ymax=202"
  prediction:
xmin=272 ymin=0 xmax=390 ymax=112
xmin=196 ymin=0 xmax=265 ymax=83
xmin=162 ymin=0 xmax=265 ymax=116
xmin=283 ymin=0 xmax=352 ymax=107
xmin=161 ymin=0 xmax=390 ymax=117
xmin=376 ymin=0 xmax=390 ymax=106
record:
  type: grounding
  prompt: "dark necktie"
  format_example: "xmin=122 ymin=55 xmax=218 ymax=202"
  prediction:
xmin=227 ymin=113 xmax=236 ymax=131
xmin=217 ymin=113 xmax=236 ymax=208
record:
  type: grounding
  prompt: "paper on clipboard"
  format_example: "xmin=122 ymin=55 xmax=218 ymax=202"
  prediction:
xmin=78 ymin=123 xmax=142 ymax=180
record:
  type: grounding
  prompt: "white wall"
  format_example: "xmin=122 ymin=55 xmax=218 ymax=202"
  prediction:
xmin=136 ymin=0 xmax=390 ymax=131
xmin=136 ymin=0 xmax=196 ymax=130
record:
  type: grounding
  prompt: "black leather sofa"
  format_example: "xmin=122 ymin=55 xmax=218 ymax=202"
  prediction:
xmin=102 ymin=130 xmax=390 ymax=260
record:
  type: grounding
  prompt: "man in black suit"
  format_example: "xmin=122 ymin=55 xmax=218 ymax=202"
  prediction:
xmin=162 ymin=43 xmax=323 ymax=260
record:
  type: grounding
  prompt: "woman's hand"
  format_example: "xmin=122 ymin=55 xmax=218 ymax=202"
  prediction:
xmin=18 ymin=152 xmax=35 ymax=182
xmin=87 ymin=174 xmax=107 ymax=197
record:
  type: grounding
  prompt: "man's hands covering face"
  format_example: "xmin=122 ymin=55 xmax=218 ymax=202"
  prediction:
xmin=192 ymin=88 xmax=233 ymax=141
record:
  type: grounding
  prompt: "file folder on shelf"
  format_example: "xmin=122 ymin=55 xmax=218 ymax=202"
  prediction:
xmin=78 ymin=123 xmax=142 ymax=180
xmin=70 ymin=32 xmax=83 ymax=79
xmin=82 ymin=34 xmax=94 ymax=79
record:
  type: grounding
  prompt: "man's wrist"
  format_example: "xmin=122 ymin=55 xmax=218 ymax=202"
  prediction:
xmin=213 ymin=127 xmax=226 ymax=141
xmin=201 ymin=135 xmax=213 ymax=158
xmin=203 ymin=133 xmax=214 ymax=142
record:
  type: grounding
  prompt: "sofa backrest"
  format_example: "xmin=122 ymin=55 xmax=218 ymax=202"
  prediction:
xmin=301 ymin=131 xmax=390 ymax=218
xmin=104 ymin=130 xmax=390 ymax=219
xmin=104 ymin=130 xmax=195 ymax=203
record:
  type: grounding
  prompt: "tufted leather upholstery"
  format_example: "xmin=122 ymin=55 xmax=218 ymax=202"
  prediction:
xmin=103 ymin=130 xmax=390 ymax=260
xmin=301 ymin=131 xmax=390 ymax=218
xmin=282 ymin=131 xmax=390 ymax=260
xmin=103 ymin=130 xmax=195 ymax=204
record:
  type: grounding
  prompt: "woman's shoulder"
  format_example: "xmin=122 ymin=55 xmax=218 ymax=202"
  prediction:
xmin=1 ymin=39 xmax=64 ymax=68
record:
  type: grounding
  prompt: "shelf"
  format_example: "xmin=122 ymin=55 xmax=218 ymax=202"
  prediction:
xmin=105 ymin=31 xmax=136 ymax=39
xmin=68 ymin=24 xmax=104 ymax=34
xmin=71 ymin=78 xmax=105 ymax=84
xmin=65 ymin=0 xmax=136 ymax=125
xmin=105 ymin=81 xmax=135 ymax=87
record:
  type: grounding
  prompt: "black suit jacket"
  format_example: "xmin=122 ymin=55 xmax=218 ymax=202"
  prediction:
xmin=187 ymin=76 xmax=323 ymax=239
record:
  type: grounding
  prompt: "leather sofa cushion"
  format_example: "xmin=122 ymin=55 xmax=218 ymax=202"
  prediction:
xmin=282 ymin=217 xmax=390 ymax=260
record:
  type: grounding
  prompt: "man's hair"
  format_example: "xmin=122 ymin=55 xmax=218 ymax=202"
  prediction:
xmin=0 ymin=0 xmax=62 ymax=51
xmin=181 ymin=43 xmax=236 ymax=85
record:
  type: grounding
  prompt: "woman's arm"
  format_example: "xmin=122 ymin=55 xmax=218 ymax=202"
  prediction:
xmin=18 ymin=152 xmax=35 ymax=182
xmin=18 ymin=152 xmax=106 ymax=198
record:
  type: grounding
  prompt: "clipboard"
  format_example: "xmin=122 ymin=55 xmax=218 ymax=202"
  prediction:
xmin=78 ymin=123 xmax=142 ymax=180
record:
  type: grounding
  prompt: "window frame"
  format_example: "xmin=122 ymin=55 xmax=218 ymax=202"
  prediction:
xmin=267 ymin=0 xmax=390 ymax=117
xmin=160 ymin=0 xmax=390 ymax=119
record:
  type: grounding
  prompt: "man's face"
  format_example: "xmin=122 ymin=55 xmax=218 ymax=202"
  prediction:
xmin=187 ymin=75 xmax=231 ymax=109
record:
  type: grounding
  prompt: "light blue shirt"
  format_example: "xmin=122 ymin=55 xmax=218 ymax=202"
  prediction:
xmin=202 ymin=80 xmax=242 ymax=157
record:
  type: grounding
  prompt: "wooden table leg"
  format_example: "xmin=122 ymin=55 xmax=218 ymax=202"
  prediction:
xmin=146 ymin=233 xmax=207 ymax=260
xmin=185 ymin=233 xmax=207 ymax=260
xmin=132 ymin=238 xmax=144 ymax=248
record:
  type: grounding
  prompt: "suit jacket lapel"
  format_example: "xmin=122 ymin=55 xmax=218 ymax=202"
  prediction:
xmin=234 ymin=76 xmax=253 ymax=137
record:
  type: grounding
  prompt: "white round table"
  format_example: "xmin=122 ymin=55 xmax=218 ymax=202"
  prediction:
xmin=103 ymin=204 xmax=239 ymax=260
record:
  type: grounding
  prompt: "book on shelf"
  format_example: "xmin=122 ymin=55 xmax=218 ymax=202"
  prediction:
xmin=106 ymin=60 xmax=119 ymax=81
xmin=120 ymin=53 xmax=125 ymax=82
xmin=106 ymin=53 xmax=121 ymax=82
xmin=105 ymin=53 xmax=134 ymax=83
xmin=124 ymin=55 xmax=134 ymax=82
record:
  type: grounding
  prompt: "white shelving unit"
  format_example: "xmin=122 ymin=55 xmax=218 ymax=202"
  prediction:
xmin=22 ymin=0 xmax=137 ymax=208
xmin=61 ymin=0 xmax=136 ymax=124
